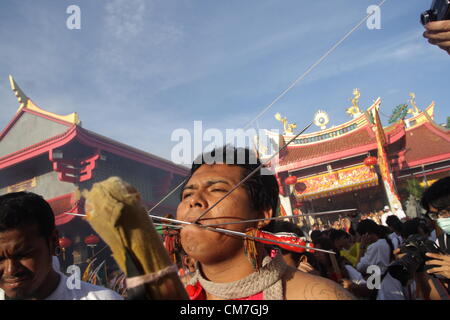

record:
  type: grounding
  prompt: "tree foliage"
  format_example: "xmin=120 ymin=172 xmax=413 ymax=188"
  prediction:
xmin=388 ymin=104 xmax=408 ymax=124
xmin=405 ymin=179 xmax=425 ymax=201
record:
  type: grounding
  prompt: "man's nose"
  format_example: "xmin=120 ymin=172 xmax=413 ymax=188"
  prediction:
xmin=189 ymin=192 xmax=208 ymax=209
xmin=3 ymin=258 xmax=24 ymax=277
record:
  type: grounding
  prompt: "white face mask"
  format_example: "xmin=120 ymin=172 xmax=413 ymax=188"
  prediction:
xmin=437 ymin=217 xmax=450 ymax=235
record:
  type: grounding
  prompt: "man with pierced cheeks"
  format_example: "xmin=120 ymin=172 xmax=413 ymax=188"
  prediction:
xmin=176 ymin=146 xmax=355 ymax=300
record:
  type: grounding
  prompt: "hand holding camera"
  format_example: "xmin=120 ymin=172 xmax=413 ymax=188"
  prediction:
xmin=422 ymin=0 xmax=450 ymax=54
xmin=387 ymin=235 xmax=444 ymax=286
xmin=425 ymin=252 xmax=450 ymax=279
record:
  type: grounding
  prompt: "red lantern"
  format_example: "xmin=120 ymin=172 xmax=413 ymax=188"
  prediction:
xmin=295 ymin=182 xmax=307 ymax=193
xmin=59 ymin=237 xmax=72 ymax=249
xmin=285 ymin=175 xmax=297 ymax=185
xmin=293 ymin=209 xmax=300 ymax=215
xmin=84 ymin=234 xmax=100 ymax=246
xmin=294 ymin=201 xmax=304 ymax=208
xmin=364 ymin=156 xmax=377 ymax=167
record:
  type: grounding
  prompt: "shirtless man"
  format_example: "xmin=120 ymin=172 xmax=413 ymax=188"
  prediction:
xmin=176 ymin=146 xmax=355 ymax=300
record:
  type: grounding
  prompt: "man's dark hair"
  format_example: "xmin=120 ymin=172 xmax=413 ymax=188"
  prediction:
xmin=264 ymin=220 xmax=304 ymax=237
xmin=356 ymin=219 xmax=380 ymax=236
xmin=402 ymin=218 xmax=430 ymax=239
xmin=329 ymin=229 xmax=350 ymax=243
xmin=0 ymin=192 xmax=55 ymax=238
xmin=182 ymin=146 xmax=279 ymax=216
xmin=420 ymin=177 xmax=450 ymax=211
xmin=321 ymin=229 xmax=332 ymax=238
xmin=357 ymin=219 xmax=395 ymax=258
xmin=386 ymin=215 xmax=403 ymax=233
xmin=310 ymin=230 xmax=323 ymax=242
xmin=263 ymin=220 xmax=305 ymax=263
xmin=313 ymin=237 xmax=334 ymax=250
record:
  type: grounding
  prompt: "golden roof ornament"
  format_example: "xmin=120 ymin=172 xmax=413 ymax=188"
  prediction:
xmin=274 ymin=112 xmax=297 ymax=135
xmin=346 ymin=88 xmax=362 ymax=119
xmin=8 ymin=75 xmax=81 ymax=125
xmin=407 ymin=93 xmax=421 ymax=116
xmin=313 ymin=110 xmax=330 ymax=130
xmin=9 ymin=75 xmax=29 ymax=111
xmin=253 ymin=135 xmax=268 ymax=157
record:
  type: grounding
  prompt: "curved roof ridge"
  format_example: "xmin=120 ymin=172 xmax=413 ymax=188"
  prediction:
xmin=8 ymin=75 xmax=80 ymax=126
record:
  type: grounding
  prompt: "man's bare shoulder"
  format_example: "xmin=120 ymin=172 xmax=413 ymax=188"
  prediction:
xmin=284 ymin=269 xmax=356 ymax=300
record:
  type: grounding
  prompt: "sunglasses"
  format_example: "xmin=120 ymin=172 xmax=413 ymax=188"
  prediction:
xmin=426 ymin=208 xmax=450 ymax=221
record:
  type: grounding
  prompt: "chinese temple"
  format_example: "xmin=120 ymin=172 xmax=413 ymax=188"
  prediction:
xmin=259 ymin=90 xmax=450 ymax=224
xmin=0 ymin=76 xmax=188 ymax=271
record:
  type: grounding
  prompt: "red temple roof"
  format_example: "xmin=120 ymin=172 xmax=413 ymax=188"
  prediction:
xmin=47 ymin=193 xmax=79 ymax=226
xmin=399 ymin=121 xmax=450 ymax=169
xmin=278 ymin=125 xmax=376 ymax=171
xmin=0 ymin=109 xmax=188 ymax=175
xmin=274 ymin=101 xmax=447 ymax=173
xmin=0 ymin=75 xmax=188 ymax=175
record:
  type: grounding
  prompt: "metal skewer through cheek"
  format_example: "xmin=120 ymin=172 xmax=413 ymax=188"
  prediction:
xmin=150 ymin=215 xmax=335 ymax=255
xmin=64 ymin=209 xmax=335 ymax=254
xmin=202 ymin=208 xmax=357 ymax=227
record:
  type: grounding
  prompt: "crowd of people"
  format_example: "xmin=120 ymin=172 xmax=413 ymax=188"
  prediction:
xmin=1 ymin=5 xmax=449 ymax=302
xmin=1 ymin=145 xmax=449 ymax=300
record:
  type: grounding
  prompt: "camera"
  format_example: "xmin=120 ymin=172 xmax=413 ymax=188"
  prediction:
xmin=421 ymin=0 xmax=450 ymax=25
xmin=387 ymin=234 xmax=444 ymax=286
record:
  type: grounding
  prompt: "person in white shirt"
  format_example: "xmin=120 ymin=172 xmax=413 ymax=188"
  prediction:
xmin=0 ymin=192 xmax=123 ymax=300
xmin=380 ymin=206 xmax=394 ymax=227
xmin=356 ymin=219 xmax=394 ymax=276
xmin=0 ymin=257 xmax=122 ymax=300
xmin=376 ymin=271 xmax=416 ymax=300
xmin=385 ymin=215 xmax=404 ymax=250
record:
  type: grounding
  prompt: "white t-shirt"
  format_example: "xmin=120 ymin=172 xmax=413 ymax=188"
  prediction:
xmin=46 ymin=274 xmax=123 ymax=300
xmin=357 ymin=238 xmax=391 ymax=275
xmin=388 ymin=233 xmax=403 ymax=250
xmin=0 ymin=273 xmax=123 ymax=300
xmin=377 ymin=272 xmax=416 ymax=300
xmin=344 ymin=265 xmax=366 ymax=286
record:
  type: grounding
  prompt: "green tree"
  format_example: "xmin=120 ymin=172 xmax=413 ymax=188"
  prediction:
xmin=388 ymin=104 xmax=408 ymax=124
xmin=405 ymin=179 xmax=425 ymax=201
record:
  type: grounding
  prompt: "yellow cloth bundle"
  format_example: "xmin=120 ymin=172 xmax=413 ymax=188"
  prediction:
xmin=81 ymin=176 xmax=188 ymax=299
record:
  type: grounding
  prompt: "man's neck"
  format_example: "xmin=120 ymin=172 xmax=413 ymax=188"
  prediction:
xmin=29 ymin=271 xmax=61 ymax=300
xmin=199 ymin=247 xmax=266 ymax=284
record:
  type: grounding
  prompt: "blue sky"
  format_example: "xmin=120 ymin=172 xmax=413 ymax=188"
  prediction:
xmin=0 ymin=0 xmax=448 ymax=165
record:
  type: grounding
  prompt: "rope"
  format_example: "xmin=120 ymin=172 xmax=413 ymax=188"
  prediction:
xmin=191 ymin=254 xmax=288 ymax=300
xmin=144 ymin=0 xmax=390 ymax=215
xmin=242 ymin=0 xmax=389 ymax=130
xmin=126 ymin=264 xmax=179 ymax=288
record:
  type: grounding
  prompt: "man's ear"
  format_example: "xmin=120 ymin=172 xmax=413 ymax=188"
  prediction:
xmin=257 ymin=207 xmax=273 ymax=229
xmin=299 ymin=255 xmax=308 ymax=264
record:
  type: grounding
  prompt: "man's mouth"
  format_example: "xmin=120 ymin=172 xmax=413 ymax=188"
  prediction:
xmin=2 ymin=277 xmax=30 ymax=289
